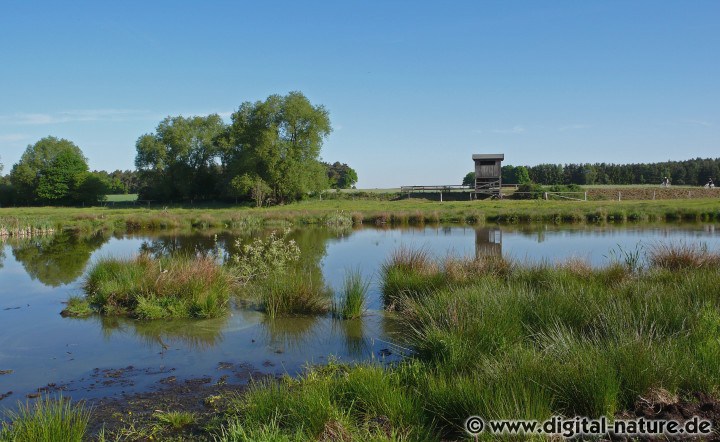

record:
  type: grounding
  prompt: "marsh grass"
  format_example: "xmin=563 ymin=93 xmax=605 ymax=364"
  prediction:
xmin=0 ymin=395 xmax=90 ymax=442
xmin=153 ymin=410 xmax=196 ymax=430
xmin=82 ymin=254 xmax=234 ymax=319
xmin=648 ymin=242 xmax=719 ymax=270
xmin=332 ymin=270 xmax=369 ymax=319
xmin=74 ymin=243 xmax=720 ymax=440
xmin=250 ymin=269 xmax=331 ymax=318
xmin=61 ymin=296 xmax=93 ymax=317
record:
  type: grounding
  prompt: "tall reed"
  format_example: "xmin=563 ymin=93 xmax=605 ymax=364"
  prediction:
xmin=332 ymin=269 xmax=369 ymax=319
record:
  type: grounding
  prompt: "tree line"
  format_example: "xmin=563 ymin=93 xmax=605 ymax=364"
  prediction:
xmin=0 ymin=92 xmax=358 ymax=207
xmin=463 ymin=159 xmax=720 ymax=186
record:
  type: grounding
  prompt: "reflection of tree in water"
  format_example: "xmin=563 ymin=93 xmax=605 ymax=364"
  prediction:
xmin=332 ymin=318 xmax=372 ymax=358
xmin=11 ymin=232 xmax=108 ymax=286
xmin=260 ymin=316 xmax=321 ymax=352
xmin=98 ymin=315 xmax=228 ymax=350
xmin=0 ymin=242 xmax=5 ymax=270
xmin=139 ymin=231 xmax=236 ymax=259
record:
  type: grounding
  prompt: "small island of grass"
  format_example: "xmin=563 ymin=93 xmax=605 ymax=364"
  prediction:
xmin=64 ymin=254 xmax=235 ymax=319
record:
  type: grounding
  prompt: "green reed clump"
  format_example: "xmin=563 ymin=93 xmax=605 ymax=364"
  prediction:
xmin=81 ymin=254 xmax=234 ymax=319
xmin=0 ymin=395 xmax=90 ymax=442
xmin=333 ymin=270 xmax=369 ymax=319
xmin=250 ymin=269 xmax=331 ymax=318
xmin=648 ymin=242 xmax=719 ymax=270
xmin=153 ymin=410 xmax=196 ymax=430
xmin=323 ymin=211 xmax=353 ymax=228
xmin=60 ymin=296 xmax=93 ymax=317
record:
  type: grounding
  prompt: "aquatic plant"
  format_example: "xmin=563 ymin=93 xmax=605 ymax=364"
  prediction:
xmin=250 ymin=269 xmax=331 ymax=318
xmin=332 ymin=269 xmax=369 ymax=320
xmin=81 ymin=254 xmax=234 ymax=319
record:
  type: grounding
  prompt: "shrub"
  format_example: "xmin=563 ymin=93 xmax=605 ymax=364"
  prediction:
xmin=231 ymin=229 xmax=301 ymax=283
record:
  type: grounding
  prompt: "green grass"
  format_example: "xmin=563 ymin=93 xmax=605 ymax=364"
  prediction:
xmin=153 ymin=410 xmax=196 ymax=430
xmin=61 ymin=296 xmax=93 ymax=317
xmin=105 ymin=193 xmax=138 ymax=202
xmin=0 ymin=395 xmax=91 ymax=442
xmin=246 ymin=269 xmax=331 ymax=318
xmin=2 ymin=197 xmax=720 ymax=239
xmin=332 ymin=269 xmax=369 ymax=319
xmin=80 ymin=254 xmax=235 ymax=319
xmin=213 ymin=245 xmax=720 ymax=440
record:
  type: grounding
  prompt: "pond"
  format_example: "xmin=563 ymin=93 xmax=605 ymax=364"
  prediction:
xmin=1 ymin=223 xmax=719 ymax=403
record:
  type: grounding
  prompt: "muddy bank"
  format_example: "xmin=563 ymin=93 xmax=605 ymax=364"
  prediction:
xmin=84 ymin=362 xmax=273 ymax=440
xmin=610 ymin=391 xmax=720 ymax=441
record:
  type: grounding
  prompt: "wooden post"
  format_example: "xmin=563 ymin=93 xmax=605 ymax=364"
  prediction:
xmin=440 ymin=191 xmax=443 ymax=202
xmin=618 ymin=192 xmax=621 ymax=201
xmin=544 ymin=192 xmax=548 ymax=200
xmin=653 ymin=191 xmax=656 ymax=200
xmin=584 ymin=192 xmax=587 ymax=201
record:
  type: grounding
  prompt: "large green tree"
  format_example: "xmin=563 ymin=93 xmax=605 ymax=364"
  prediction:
xmin=325 ymin=161 xmax=358 ymax=189
xmin=135 ymin=114 xmax=225 ymax=201
xmin=9 ymin=137 xmax=103 ymax=205
xmin=220 ymin=92 xmax=332 ymax=203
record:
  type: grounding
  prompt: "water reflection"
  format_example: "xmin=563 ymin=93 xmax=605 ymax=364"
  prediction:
xmin=475 ymin=227 xmax=502 ymax=258
xmin=11 ymin=232 xmax=108 ymax=286
xmin=261 ymin=316 xmax=321 ymax=352
xmin=332 ymin=318 xmax=372 ymax=358
xmin=97 ymin=315 xmax=231 ymax=350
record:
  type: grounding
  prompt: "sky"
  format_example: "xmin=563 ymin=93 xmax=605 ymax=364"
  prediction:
xmin=0 ymin=1 xmax=718 ymax=188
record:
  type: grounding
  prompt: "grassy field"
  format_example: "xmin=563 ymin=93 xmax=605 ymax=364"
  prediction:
xmin=104 ymin=193 xmax=139 ymax=202
xmin=1 ymin=197 xmax=719 ymax=238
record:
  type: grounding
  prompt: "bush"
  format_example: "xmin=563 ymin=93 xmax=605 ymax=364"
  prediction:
xmin=512 ymin=182 xmax=544 ymax=199
xmin=231 ymin=229 xmax=301 ymax=283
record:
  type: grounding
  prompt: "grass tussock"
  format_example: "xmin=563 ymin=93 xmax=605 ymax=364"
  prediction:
xmin=380 ymin=247 xmax=512 ymax=309
xmin=81 ymin=254 xmax=234 ymax=319
xmin=333 ymin=270 xmax=369 ymax=320
xmin=648 ymin=242 xmax=719 ymax=270
xmin=249 ymin=269 xmax=331 ymax=318
xmin=0 ymin=395 xmax=90 ymax=442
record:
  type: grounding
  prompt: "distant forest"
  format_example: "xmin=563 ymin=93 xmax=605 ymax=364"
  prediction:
xmin=464 ymin=158 xmax=720 ymax=187
xmin=523 ymin=159 xmax=719 ymax=186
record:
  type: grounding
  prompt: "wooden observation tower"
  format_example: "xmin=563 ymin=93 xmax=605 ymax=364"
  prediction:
xmin=472 ymin=154 xmax=504 ymax=198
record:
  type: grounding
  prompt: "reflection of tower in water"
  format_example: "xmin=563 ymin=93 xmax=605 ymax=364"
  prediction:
xmin=475 ymin=228 xmax=502 ymax=259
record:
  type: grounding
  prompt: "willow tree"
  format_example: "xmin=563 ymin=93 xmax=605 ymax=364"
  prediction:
xmin=135 ymin=114 xmax=225 ymax=201
xmin=220 ymin=92 xmax=331 ymax=203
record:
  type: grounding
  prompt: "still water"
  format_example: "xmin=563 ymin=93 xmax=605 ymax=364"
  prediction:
xmin=0 ymin=223 xmax=719 ymax=403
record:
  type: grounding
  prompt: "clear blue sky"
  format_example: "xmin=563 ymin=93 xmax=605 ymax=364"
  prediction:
xmin=1 ymin=1 xmax=718 ymax=188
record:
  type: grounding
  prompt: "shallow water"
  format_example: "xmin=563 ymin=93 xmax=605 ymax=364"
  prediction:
xmin=1 ymin=223 xmax=719 ymax=403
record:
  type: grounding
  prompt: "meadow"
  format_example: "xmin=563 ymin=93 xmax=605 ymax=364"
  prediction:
xmin=1 ymin=195 xmax=720 ymax=239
